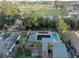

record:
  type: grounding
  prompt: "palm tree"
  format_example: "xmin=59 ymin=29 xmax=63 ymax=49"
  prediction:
xmin=57 ymin=19 xmax=70 ymax=32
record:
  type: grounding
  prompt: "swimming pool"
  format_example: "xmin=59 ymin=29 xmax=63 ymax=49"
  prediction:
xmin=51 ymin=33 xmax=60 ymax=42
xmin=28 ymin=32 xmax=60 ymax=42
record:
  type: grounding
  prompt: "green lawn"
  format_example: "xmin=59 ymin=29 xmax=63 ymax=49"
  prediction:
xmin=18 ymin=5 xmax=65 ymax=16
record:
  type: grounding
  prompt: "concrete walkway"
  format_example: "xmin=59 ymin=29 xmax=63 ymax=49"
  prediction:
xmin=68 ymin=31 xmax=79 ymax=54
xmin=53 ymin=42 xmax=68 ymax=58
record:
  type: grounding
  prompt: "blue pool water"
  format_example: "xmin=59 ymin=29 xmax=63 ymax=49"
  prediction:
xmin=51 ymin=33 xmax=59 ymax=42
xmin=28 ymin=32 xmax=60 ymax=42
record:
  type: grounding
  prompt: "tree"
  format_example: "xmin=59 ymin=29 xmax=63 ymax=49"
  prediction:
xmin=1 ymin=0 xmax=19 ymax=16
xmin=0 ymin=0 xmax=20 ymax=30
xmin=60 ymin=4 xmax=64 ymax=10
xmin=42 ymin=17 xmax=49 ymax=28
xmin=13 ymin=39 xmax=32 ymax=58
xmin=64 ymin=15 xmax=78 ymax=30
xmin=57 ymin=19 xmax=70 ymax=32
xmin=24 ymin=14 xmax=43 ymax=30
xmin=60 ymin=32 xmax=69 ymax=43
xmin=49 ymin=19 xmax=58 ymax=31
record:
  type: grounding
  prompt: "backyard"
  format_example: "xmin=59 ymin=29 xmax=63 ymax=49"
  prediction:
xmin=0 ymin=0 xmax=79 ymax=58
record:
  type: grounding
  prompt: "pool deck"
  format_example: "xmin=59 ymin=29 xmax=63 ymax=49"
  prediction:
xmin=53 ymin=42 xmax=68 ymax=58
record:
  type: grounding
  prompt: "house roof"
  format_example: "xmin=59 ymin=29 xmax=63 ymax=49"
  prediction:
xmin=68 ymin=11 xmax=79 ymax=17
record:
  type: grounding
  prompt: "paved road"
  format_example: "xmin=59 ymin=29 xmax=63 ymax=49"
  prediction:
xmin=68 ymin=31 xmax=79 ymax=55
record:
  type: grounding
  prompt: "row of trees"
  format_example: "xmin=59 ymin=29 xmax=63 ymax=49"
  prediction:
xmin=20 ymin=13 xmax=79 ymax=32
xmin=20 ymin=13 xmax=70 ymax=32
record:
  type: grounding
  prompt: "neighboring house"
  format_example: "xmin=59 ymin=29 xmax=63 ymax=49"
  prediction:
xmin=68 ymin=10 xmax=79 ymax=17
xmin=0 ymin=32 xmax=21 ymax=57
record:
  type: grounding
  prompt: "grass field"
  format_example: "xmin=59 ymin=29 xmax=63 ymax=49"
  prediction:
xmin=18 ymin=5 xmax=65 ymax=16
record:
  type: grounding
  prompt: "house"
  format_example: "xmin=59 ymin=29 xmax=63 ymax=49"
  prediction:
xmin=28 ymin=31 xmax=68 ymax=58
xmin=67 ymin=10 xmax=79 ymax=17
